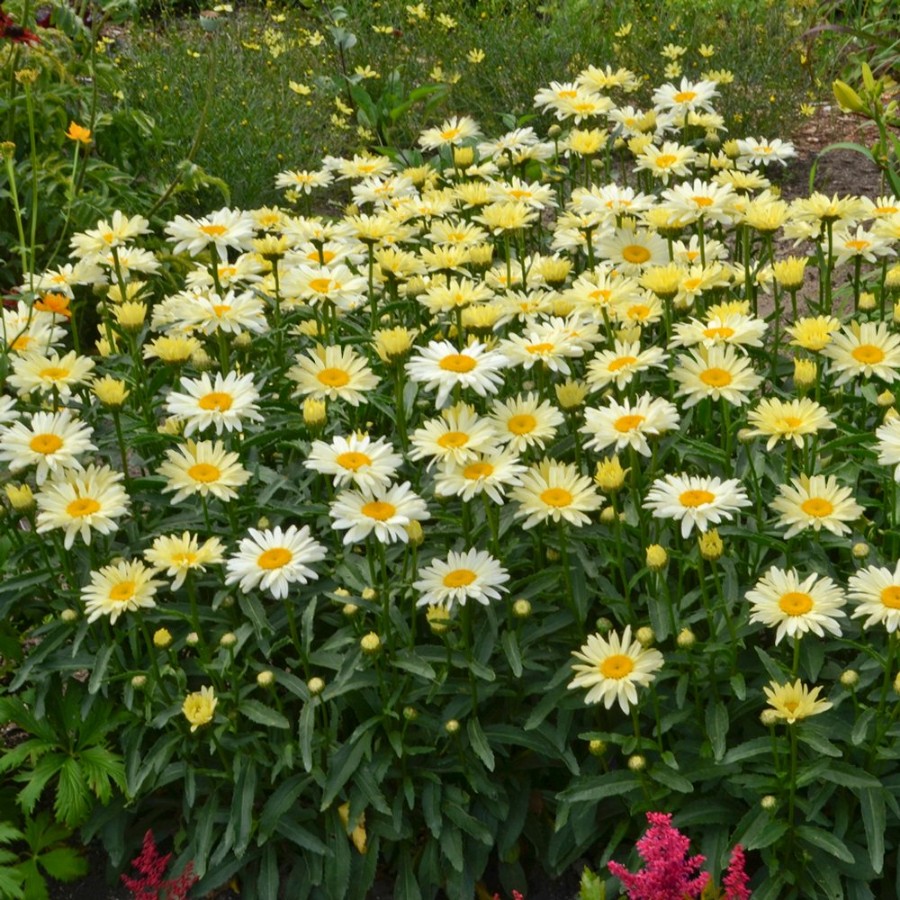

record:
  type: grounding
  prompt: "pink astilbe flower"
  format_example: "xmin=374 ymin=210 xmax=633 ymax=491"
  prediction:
xmin=722 ymin=844 xmax=751 ymax=899
xmin=121 ymin=830 xmax=198 ymax=900
xmin=608 ymin=812 xmax=710 ymax=900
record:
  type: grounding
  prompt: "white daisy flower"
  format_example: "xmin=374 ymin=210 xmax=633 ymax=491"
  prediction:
xmin=413 ymin=548 xmax=509 ymax=611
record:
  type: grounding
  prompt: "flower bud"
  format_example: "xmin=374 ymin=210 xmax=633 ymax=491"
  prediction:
xmin=840 ymin=669 xmax=859 ymax=688
xmin=599 ymin=506 xmax=618 ymax=525
xmin=308 ymin=676 xmax=326 ymax=695
xmin=60 ymin=608 xmax=78 ymax=624
xmin=878 ymin=391 xmax=895 ymax=408
xmin=362 ymin=587 xmax=377 ymax=601
xmin=512 ymin=598 xmax=532 ymax=619
xmin=627 ymin=754 xmax=646 ymax=772
xmin=761 ymin=794 xmax=777 ymax=811
xmin=699 ymin=529 xmax=724 ymax=561
xmin=760 ymin=709 xmax=779 ymax=727
xmin=589 ymin=739 xmax=606 ymax=757
xmin=444 ymin=719 xmax=460 ymax=734
xmin=427 ymin=605 xmax=451 ymax=634
xmin=303 ymin=397 xmax=327 ymax=426
xmin=793 ymin=358 xmax=817 ymax=391
xmin=403 ymin=706 xmax=418 ymax=721
xmin=646 ymin=544 xmax=667 ymax=570
xmin=153 ymin=628 xmax=173 ymax=649
xmin=256 ymin=670 xmax=275 ymax=687
xmin=676 ymin=627 xmax=696 ymax=649
xmin=360 ymin=632 xmax=381 ymax=654
xmin=5 ymin=483 xmax=34 ymax=511
xmin=131 ymin=675 xmax=147 ymax=689
xmin=595 ymin=617 xmax=613 ymax=634
xmin=185 ymin=632 xmax=200 ymax=646
xmin=594 ymin=456 xmax=626 ymax=492
xmin=406 ymin=520 xmax=425 ymax=546
xmin=852 ymin=542 xmax=870 ymax=559
xmin=219 ymin=632 xmax=237 ymax=648
xmin=342 ymin=602 xmax=359 ymax=617
xmin=859 ymin=291 xmax=876 ymax=311
xmin=636 ymin=626 xmax=655 ymax=648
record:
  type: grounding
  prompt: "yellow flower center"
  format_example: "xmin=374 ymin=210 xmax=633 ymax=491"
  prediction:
xmin=437 ymin=431 xmax=469 ymax=449
xmin=700 ymin=367 xmax=732 ymax=387
xmin=212 ymin=304 xmax=231 ymax=317
xmin=692 ymin=196 xmax=714 ymax=207
xmin=559 ymin=90 xmax=578 ymax=98
xmin=622 ymin=245 xmax=651 ymax=264
xmin=852 ymin=344 xmax=885 ymax=365
xmin=703 ymin=327 xmax=734 ymax=340
xmin=440 ymin=127 xmax=461 ymax=141
xmin=540 ymin=487 xmax=573 ymax=507
xmin=172 ymin=551 xmax=198 ymax=566
xmin=198 ymin=392 xmax=233 ymax=412
xmin=608 ymin=355 xmax=637 ymax=372
xmin=200 ymin=224 xmax=228 ymax=236
xmin=845 ymin=239 xmax=870 ymax=251
xmin=11 ymin=335 xmax=31 ymax=351
xmin=526 ymin=342 xmax=555 ymax=354
xmin=187 ymin=463 xmax=221 ymax=483
xmin=308 ymin=277 xmax=333 ymax=293
xmin=614 ymin=414 xmax=645 ymax=433
xmin=67 ymin=497 xmax=101 ymax=517
xmin=875 ymin=206 xmax=898 ymax=215
xmin=679 ymin=489 xmax=715 ymax=507
xmin=599 ymin=653 xmax=635 ymax=679
xmin=673 ymin=90 xmax=697 ymax=102
xmin=30 ymin=433 xmax=63 ymax=454
xmin=439 ymin=354 xmax=477 ymax=373
xmin=109 ymin=580 xmax=136 ymax=602
xmin=463 ymin=462 xmax=494 ymax=479
xmin=628 ymin=304 xmax=651 ymax=320
xmin=800 ymin=497 xmax=834 ymax=518
xmin=881 ymin=586 xmax=900 ymax=609
xmin=336 ymin=451 xmax=372 ymax=471
xmin=589 ymin=289 xmax=612 ymax=301
xmin=443 ymin=568 xmax=477 ymax=588
xmin=317 ymin=367 xmax=351 ymax=387
xmin=508 ymin=188 xmax=531 ymax=200
xmin=39 ymin=366 xmax=69 ymax=381
xmin=507 ymin=414 xmax=537 ymax=435
xmin=257 ymin=547 xmax=293 ymax=570
xmin=683 ymin=278 xmax=703 ymax=292
xmin=781 ymin=416 xmax=803 ymax=430
xmin=655 ymin=153 xmax=677 ymax=168
xmin=360 ymin=500 xmax=396 ymax=521
xmin=779 ymin=591 xmax=813 ymax=616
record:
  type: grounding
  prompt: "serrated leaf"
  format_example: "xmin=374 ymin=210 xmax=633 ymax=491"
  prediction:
xmin=240 ymin=699 xmax=290 ymax=729
xmin=705 ymin=702 xmax=728 ymax=761
xmin=88 ymin=644 xmax=116 ymax=695
xmin=500 ymin=630 xmax=523 ymax=677
xmin=860 ymin=787 xmax=885 ymax=874
xmin=466 ymin=718 xmax=495 ymax=772
xmin=558 ymin=771 xmax=641 ymax=804
xmin=36 ymin=847 xmax=88 ymax=882
xmin=795 ymin=825 xmax=854 ymax=863
xmin=321 ymin=733 xmax=372 ymax=811
xmin=651 ymin=764 xmax=692 ymax=793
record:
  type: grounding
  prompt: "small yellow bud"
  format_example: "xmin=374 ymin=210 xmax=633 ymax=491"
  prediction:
xmin=60 ymin=608 xmax=79 ymax=624
xmin=699 ymin=529 xmax=724 ymax=561
xmin=676 ymin=627 xmax=696 ymax=649
xmin=760 ymin=709 xmax=779 ymax=727
xmin=403 ymin=706 xmax=418 ymax=721
xmin=444 ymin=718 xmax=460 ymax=734
xmin=858 ymin=291 xmax=876 ymax=312
xmin=426 ymin=605 xmax=452 ymax=634
xmin=512 ymin=598 xmax=532 ymax=619
xmin=878 ymin=391 xmax=895 ymax=408
xmin=256 ymin=670 xmax=275 ymax=687
xmin=153 ymin=628 xmax=173 ymax=649
xmin=840 ymin=669 xmax=859 ymax=688
xmin=600 ymin=506 xmax=618 ymax=524
xmin=761 ymin=794 xmax=777 ymax=811
xmin=219 ymin=632 xmax=237 ymax=648
xmin=627 ymin=754 xmax=646 ymax=772
xmin=342 ymin=602 xmax=359 ymax=617
xmin=360 ymin=632 xmax=382 ymax=654
xmin=833 ymin=79 xmax=866 ymax=113
xmin=92 ymin=375 xmax=130 ymax=407
xmin=362 ymin=587 xmax=377 ymax=601
xmin=131 ymin=674 xmax=147 ymax=689
xmin=594 ymin=456 xmax=626 ymax=492
xmin=589 ymin=739 xmax=606 ymax=757
xmin=635 ymin=626 xmax=655 ymax=647
xmin=646 ymin=544 xmax=668 ymax=570
xmin=5 ymin=483 xmax=34 ymax=511
xmin=453 ymin=146 xmax=474 ymax=167
xmin=852 ymin=541 xmax=870 ymax=559
xmin=185 ymin=631 xmax=200 ymax=646
xmin=307 ymin=676 xmax=326 ymax=695
xmin=303 ymin=397 xmax=327 ymax=426
xmin=554 ymin=379 xmax=588 ymax=410
xmin=793 ymin=358 xmax=817 ymax=391
xmin=406 ymin=520 xmax=425 ymax=546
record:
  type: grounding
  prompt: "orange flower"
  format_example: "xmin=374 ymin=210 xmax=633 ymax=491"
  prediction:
xmin=34 ymin=293 xmax=71 ymax=318
xmin=65 ymin=122 xmax=91 ymax=144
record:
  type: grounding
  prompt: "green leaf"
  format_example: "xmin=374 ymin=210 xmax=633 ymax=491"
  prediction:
xmin=257 ymin=845 xmax=279 ymax=900
xmin=650 ymin=764 xmax=692 ymax=793
xmin=795 ymin=825 xmax=854 ymax=863
xmin=466 ymin=718 xmax=495 ymax=772
xmin=321 ymin=732 xmax=373 ymax=811
xmin=55 ymin=758 xmax=90 ymax=827
xmin=275 ymin=817 xmax=330 ymax=855
xmin=422 ymin=782 xmax=442 ymax=838
xmin=395 ymin=853 xmax=422 ymax=900
xmin=860 ymin=787 xmax=885 ymax=874
xmin=0 ymin=869 xmax=24 ymax=900
xmin=500 ymin=631 xmax=523 ymax=677
xmin=723 ymin=737 xmax=771 ymax=764
xmin=298 ymin=702 xmax=315 ymax=773
xmin=705 ymin=702 xmax=728 ymax=762
xmin=240 ymin=699 xmax=290 ymax=729
xmin=87 ymin=644 xmax=116 ymax=695
xmin=733 ymin=806 xmax=789 ymax=851
xmin=851 ymin=708 xmax=875 ymax=746
xmin=259 ymin=774 xmax=310 ymax=838
xmin=819 ymin=762 xmax=881 ymax=790
xmin=558 ymin=771 xmax=641 ymax=804
xmin=36 ymin=847 xmax=88 ymax=882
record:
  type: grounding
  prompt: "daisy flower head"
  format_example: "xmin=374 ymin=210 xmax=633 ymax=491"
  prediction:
xmin=288 ymin=344 xmax=380 ymax=406
xmin=746 ymin=567 xmax=846 ymax=644
xmin=178 ymin=289 xmax=269 ymax=336
xmin=35 ymin=465 xmax=130 ymax=550
xmin=418 ymin=115 xmax=481 ymax=150
xmin=0 ymin=409 xmax=95 ymax=485
xmin=405 ymin=339 xmax=509 ymax=408
xmin=144 ymin=532 xmax=226 ymax=591
xmin=82 ymin=559 xmax=163 ymax=624
xmin=225 ymin=525 xmax=326 ymax=599
xmin=413 ymin=548 xmax=509 ymax=611
xmin=489 ymin=392 xmax=564 ymax=453
xmin=745 ymin=397 xmax=835 ymax=450
xmin=848 ymin=561 xmax=900 ymax=632
xmin=581 ymin=394 xmax=680 ymax=457
xmin=596 ymin=226 xmax=669 ymax=273
xmin=586 ymin=340 xmax=667 ymax=391
xmin=876 ymin=416 xmax=900 ymax=481
xmin=633 ymin=141 xmax=698 ymax=184
xmin=511 ymin=459 xmax=603 ymax=529
xmin=569 ymin=626 xmax=665 ymax=713
xmin=643 ymin=473 xmax=750 ymax=538
xmin=764 ymin=679 xmax=832 ymax=725
xmin=652 ymin=77 xmax=719 ymax=115
xmin=736 ymin=137 xmax=797 ymax=167
xmin=823 ymin=321 xmax=900 ymax=385
xmin=182 ymin=685 xmax=217 ymax=732
xmin=158 ymin=439 xmax=251 ymax=503
xmin=330 ymin=481 xmax=429 ymax=545
xmin=770 ymin=474 xmax=863 ymax=539
xmin=785 ymin=314 xmax=840 ymax=352
xmin=7 ymin=349 xmax=95 ymax=399
xmin=165 ymin=370 xmax=263 ymax=436
xmin=409 ymin=403 xmax=497 ymax=469
xmin=498 ymin=321 xmax=584 ymax=375
xmin=305 ymin=433 xmax=402 ymax=491
xmin=671 ymin=313 xmax=767 ymax=353
xmin=830 ymin=225 xmax=895 ymax=268
xmin=433 ymin=447 xmax=527 ymax=504
xmin=165 ymin=207 xmax=255 ymax=257
xmin=672 ymin=345 xmax=762 ymax=408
